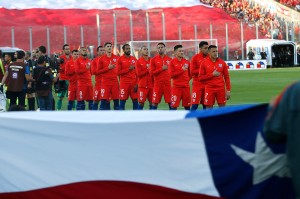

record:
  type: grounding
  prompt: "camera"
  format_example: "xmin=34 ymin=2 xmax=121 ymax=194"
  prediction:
xmin=54 ymin=80 xmax=67 ymax=93
xmin=54 ymin=54 xmax=64 ymax=64
xmin=57 ymin=58 xmax=64 ymax=64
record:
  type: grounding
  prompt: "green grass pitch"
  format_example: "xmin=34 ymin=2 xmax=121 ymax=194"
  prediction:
xmin=53 ymin=68 xmax=300 ymax=110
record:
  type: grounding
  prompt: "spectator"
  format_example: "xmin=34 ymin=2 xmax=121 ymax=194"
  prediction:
xmin=200 ymin=0 xmax=282 ymax=39
xmin=247 ymin=48 xmax=255 ymax=60
xmin=233 ymin=50 xmax=240 ymax=60
xmin=260 ymin=48 xmax=267 ymax=60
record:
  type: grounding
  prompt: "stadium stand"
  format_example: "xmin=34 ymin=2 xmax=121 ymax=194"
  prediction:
xmin=200 ymin=0 xmax=282 ymax=39
xmin=276 ymin=0 xmax=300 ymax=11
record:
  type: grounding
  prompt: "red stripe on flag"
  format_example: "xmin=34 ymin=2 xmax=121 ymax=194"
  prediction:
xmin=0 ymin=181 xmax=222 ymax=199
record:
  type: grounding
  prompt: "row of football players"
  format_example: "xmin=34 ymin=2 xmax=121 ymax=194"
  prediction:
xmin=57 ymin=41 xmax=231 ymax=110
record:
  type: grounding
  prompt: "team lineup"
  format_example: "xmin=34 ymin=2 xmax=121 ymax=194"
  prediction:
xmin=0 ymin=41 xmax=231 ymax=111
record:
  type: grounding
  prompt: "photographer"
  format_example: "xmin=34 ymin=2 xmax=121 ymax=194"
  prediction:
xmin=36 ymin=45 xmax=56 ymax=110
xmin=56 ymin=44 xmax=72 ymax=110
xmin=33 ymin=56 xmax=59 ymax=111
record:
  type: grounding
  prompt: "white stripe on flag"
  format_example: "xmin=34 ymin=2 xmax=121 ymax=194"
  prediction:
xmin=0 ymin=111 xmax=219 ymax=197
xmin=0 ymin=110 xmax=188 ymax=123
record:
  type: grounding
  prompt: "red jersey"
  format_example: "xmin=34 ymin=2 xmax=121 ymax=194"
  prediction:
xmin=150 ymin=54 xmax=172 ymax=85
xmin=75 ymin=56 xmax=92 ymax=87
xmin=91 ymin=56 xmax=102 ymax=87
xmin=65 ymin=59 xmax=77 ymax=88
xmin=136 ymin=56 xmax=153 ymax=89
xmin=190 ymin=53 xmax=207 ymax=85
xmin=97 ymin=54 xmax=118 ymax=85
xmin=59 ymin=54 xmax=72 ymax=80
xmin=117 ymin=55 xmax=137 ymax=84
xmin=199 ymin=57 xmax=231 ymax=91
xmin=169 ymin=57 xmax=190 ymax=88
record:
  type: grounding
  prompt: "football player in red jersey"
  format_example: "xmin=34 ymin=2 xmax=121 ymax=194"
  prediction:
xmin=169 ymin=45 xmax=191 ymax=110
xmin=150 ymin=43 xmax=172 ymax=110
xmin=97 ymin=42 xmax=120 ymax=110
xmin=91 ymin=45 xmax=105 ymax=110
xmin=190 ymin=41 xmax=209 ymax=111
xmin=135 ymin=46 xmax=153 ymax=110
xmin=74 ymin=47 xmax=93 ymax=110
xmin=65 ymin=49 xmax=79 ymax=110
xmin=117 ymin=44 xmax=138 ymax=110
xmin=57 ymin=44 xmax=72 ymax=110
xmin=199 ymin=45 xmax=231 ymax=108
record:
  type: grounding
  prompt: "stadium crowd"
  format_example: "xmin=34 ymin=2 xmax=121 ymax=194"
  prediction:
xmin=200 ymin=0 xmax=282 ymax=39
xmin=276 ymin=0 xmax=300 ymax=11
xmin=0 ymin=42 xmax=231 ymax=111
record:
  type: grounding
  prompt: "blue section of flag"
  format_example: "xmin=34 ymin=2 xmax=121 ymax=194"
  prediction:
xmin=187 ymin=104 xmax=295 ymax=199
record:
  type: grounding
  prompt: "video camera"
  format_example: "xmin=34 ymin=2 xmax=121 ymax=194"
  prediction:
xmin=54 ymin=80 xmax=67 ymax=93
xmin=54 ymin=54 xmax=65 ymax=64
xmin=49 ymin=54 xmax=62 ymax=73
xmin=52 ymin=54 xmax=66 ymax=93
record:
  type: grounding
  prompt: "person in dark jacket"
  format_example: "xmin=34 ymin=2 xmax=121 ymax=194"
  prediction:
xmin=264 ymin=81 xmax=300 ymax=198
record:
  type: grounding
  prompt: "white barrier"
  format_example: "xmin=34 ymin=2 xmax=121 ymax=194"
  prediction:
xmin=226 ymin=60 xmax=267 ymax=70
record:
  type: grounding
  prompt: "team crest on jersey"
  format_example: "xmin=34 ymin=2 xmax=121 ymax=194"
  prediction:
xmin=131 ymin=60 xmax=135 ymax=64
xmin=219 ymin=64 xmax=222 ymax=68
xmin=146 ymin=64 xmax=150 ymax=68
xmin=184 ymin=63 xmax=188 ymax=68
xmin=113 ymin=58 xmax=117 ymax=62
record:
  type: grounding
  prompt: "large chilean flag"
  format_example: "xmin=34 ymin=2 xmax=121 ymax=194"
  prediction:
xmin=0 ymin=104 xmax=295 ymax=199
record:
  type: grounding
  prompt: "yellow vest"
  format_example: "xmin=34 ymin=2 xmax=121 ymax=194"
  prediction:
xmin=0 ymin=59 xmax=4 ymax=75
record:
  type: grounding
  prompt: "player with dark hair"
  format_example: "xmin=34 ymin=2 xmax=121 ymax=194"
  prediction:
xmin=75 ymin=47 xmax=93 ymax=110
xmin=97 ymin=42 xmax=120 ymax=110
xmin=199 ymin=45 xmax=231 ymax=108
xmin=56 ymin=44 xmax=72 ymax=110
xmin=190 ymin=41 xmax=209 ymax=111
xmin=91 ymin=45 xmax=106 ymax=110
xmin=117 ymin=44 xmax=138 ymax=110
xmin=135 ymin=46 xmax=153 ymax=110
xmin=150 ymin=42 xmax=172 ymax=110
xmin=65 ymin=50 xmax=79 ymax=110
xmin=169 ymin=45 xmax=191 ymax=110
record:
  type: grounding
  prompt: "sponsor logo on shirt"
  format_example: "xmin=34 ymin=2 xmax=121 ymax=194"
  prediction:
xmin=12 ymin=72 xmax=18 ymax=79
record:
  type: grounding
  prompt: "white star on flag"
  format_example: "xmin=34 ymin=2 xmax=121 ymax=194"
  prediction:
xmin=231 ymin=132 xmax=290 ymax=185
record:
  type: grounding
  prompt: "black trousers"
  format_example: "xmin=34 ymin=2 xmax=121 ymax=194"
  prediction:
xmin=6 ymin=90 xmax=26 ymax=107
